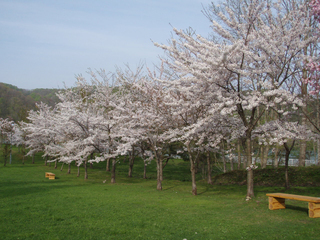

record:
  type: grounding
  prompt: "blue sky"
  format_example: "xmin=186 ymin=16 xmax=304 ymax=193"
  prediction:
xmin=0 ymin=0 xmax=215 ymax=90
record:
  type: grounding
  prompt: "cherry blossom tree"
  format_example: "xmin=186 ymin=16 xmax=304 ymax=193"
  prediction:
xmin=297 ymin=0 xmax=320 ymax=165
xmin=10 ymin=123 xmax=28 ymax=164
xmin=44 ymin=71 xmax=121 ymax=180
xmin=155 ymin=0 xmax=314 ymax=199
xmin=116 ymin=69 xmax=176 ymax=190
xmin=0 ymin=118 xmax=15 ymax=166
xmin=159 ymin=74 xmax=241 ymax=195
xmin=254 ymin=117 xmax=314 ymax=189
xmin=22 ymin=102 xmax=58 ymax=165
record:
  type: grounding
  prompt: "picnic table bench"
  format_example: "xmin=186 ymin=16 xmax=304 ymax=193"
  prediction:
xmin=45 ymin=172 xmax=55 ymax=180
xmin=266 ymin=193 xmax=320 ymax=218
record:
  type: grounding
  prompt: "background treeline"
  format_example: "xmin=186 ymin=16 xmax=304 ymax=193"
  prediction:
xmin=0 ymin=82 xmax=60 ymax=122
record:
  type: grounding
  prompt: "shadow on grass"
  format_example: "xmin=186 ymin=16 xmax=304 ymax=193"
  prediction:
xmin=163 ymin=186 xmax=175 ymax=191
xmin=0 ymin=180 xmax=79 ymax=199
xmin=286 ymin=205 xmax=309 ymax=216
xmin=197 ymin=185 xmax=210 ymax=195
xmin=115 ymin=176 xmax=150 ymax=184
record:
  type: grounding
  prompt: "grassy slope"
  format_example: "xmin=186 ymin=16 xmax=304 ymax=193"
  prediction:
xmin=213 ymin=166 xmax=320 ymax=187
xmin=0 ymin=150 xmax=320 ymax=240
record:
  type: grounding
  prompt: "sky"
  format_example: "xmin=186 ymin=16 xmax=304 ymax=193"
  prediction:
xmin=0 ymin=0 xmax=216 ymax=90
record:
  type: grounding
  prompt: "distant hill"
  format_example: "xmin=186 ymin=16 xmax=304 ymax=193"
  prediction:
xmin=0 ymin=83 xmax=60 ymax=122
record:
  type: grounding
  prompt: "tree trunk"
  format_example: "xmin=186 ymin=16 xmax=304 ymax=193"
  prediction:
xmin=84 ymin=160 xmax=88 ymax=180
xmin=274 ymin=147 xmax=279 ymax=168
xmin=106 ymin=158 xmax=110 ymax=172
xmin=159 ymin=156 xmax=163 ymax=182
xmin=243 ymin=158 xmax=247 ymax=169
xmin=237 ymin=141 xmax=241 ymax=170
xmin=188 ymin=151 xmax=197 ymax=195
xmin=77 ymin=165 xmax=80 ymax=177
xmin=60 ymin=163 xmax=64 ymax=171
xmin=54 ymin=160 xmax=57 ymax=169
xmin=32 ymin=153 xmax=35 ymax=164
xmin=246 ymin=136 xmax=254 ymax=199
xmin=190 ymin=160 xmax=197 ymax=195
xmin=262 ymin=145 xmax=269 ymax=168
xmin=299 ymin=80 xmax=307 ymax=166
xmin=90 ymin=153 xmax=93 ymax=169
xmin=222 ymin=141 xmax=227 ymax=173
xmin=157 ymin=162 xmax=162 ymax=190
xmin=313 ymin=141 xmax=316 ymax=165
xmin=284 ymin=141 xmax=295 ymax=190
xmin=299 ymin=138 xmax=306 ymax=167
xmin=128 ymin=149 xmax=135 ymax=178
xmin=260 ymin=146 xmax=265 ymax=168
xmin=227 ymin=142 xmax=233 ymax=171
xmin=285 ymin=150 xmax=290 ymax=190
xmin=187 ymin=144 xmax=198 ymax=195
xmin=207 ymin=151 xmax=212 ymax=184
xmin=3 ymin=145 xmax=9 ymax=166
xmin=45 ymin=155 xmax=48 ymax=166
xmin=318 ymin=99 xmax=320 ymax=165
xmin=68 ymin=163 xmax=71 ymax=174
xmin=156 ymin=154 xmax=163 ymax=190
xmin=318 ymin=140 xmax=320 ymax=165
xmin=143 ymin=161 xmax=147 ymax=179
xmin=299 ymin=61 xmax=308 ymax=167
xmin=111 ymin=159 xmax=116 ymax=183
xmin=230 ymin=153 xmax=234 ymax=171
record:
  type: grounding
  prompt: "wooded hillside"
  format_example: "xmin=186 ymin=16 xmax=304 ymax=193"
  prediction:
xmin=0 ymin=83 xmax=60 ymax=122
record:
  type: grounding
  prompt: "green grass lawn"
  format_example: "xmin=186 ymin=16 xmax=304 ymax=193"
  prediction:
xmin=1 ymin=149 xmax=320 ymax=239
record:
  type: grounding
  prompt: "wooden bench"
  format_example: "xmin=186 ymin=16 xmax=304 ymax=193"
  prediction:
xmin=266 ymin=193 xmax=320 ymax=218
xmin=45 ymin=172 xmax=55 ymax=180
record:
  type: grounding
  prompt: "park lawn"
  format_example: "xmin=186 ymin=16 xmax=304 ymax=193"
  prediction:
xmin=0 ymin=151 xmax=320 ymax=239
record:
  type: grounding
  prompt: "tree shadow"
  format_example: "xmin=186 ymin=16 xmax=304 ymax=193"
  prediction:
xmin=0 ymin=180 xmax=79 ymax=199
xmin=162 ymin=186 xmax=175 ymax=191
xmin=198 ymin=187 xmax=209 ymax=195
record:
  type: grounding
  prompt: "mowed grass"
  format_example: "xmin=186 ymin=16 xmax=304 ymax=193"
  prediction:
xmin=1 ymin=150 xmax=320 ymax=239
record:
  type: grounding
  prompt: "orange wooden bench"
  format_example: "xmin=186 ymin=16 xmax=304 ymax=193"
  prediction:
xmin=45 ymin=172 xmax=55 ymax=180
xmin=266 ymin=193 xmax=320 ymax=218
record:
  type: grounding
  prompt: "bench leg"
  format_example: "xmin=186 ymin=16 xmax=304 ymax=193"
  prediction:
xmin=309 ymin=203 xmax=320 ymax=218
xmin=269 ymin=197 xmax=285 ymax=210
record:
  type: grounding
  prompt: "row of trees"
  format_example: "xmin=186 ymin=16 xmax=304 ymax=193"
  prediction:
xmin=2 ymin=0 xmax=320 ymax=199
